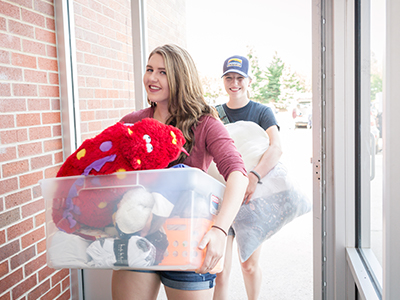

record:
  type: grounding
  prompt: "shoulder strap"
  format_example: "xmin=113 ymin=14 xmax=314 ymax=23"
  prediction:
xmin=215 ymin=104 xmax=230 ymax=125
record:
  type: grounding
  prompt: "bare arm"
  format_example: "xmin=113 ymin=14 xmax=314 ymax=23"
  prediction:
xmin=244 ymin=125 xmax=282 ymax=203
xmin=196 ymin=170 xmax=248 ymax=273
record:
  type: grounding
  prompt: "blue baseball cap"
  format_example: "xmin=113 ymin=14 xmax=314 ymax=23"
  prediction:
xmin=222 ymin=55 xmax=250 ymax=78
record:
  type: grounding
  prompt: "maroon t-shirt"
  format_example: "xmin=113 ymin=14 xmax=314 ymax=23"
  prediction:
xmin=120 ymin=107 xmax=246 ymax=181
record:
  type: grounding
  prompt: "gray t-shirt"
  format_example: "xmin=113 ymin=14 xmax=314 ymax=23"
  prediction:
xmin=219 ymin=101 xmax=279 ymax=131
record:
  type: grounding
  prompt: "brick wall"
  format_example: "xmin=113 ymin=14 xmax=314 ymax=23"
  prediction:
xmin=147 ymin=0 xmax=186 ymax=52
xmin=73 ymin=0 xmax=135 ymax=142
xmin=0 ymin=0 xmax=186 ymax=299
xmin=0 ymin=0 xmax=70 ymax=299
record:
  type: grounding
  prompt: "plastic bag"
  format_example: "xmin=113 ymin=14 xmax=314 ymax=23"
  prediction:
xmin=207 ymin=121 xmax=311 ymax=262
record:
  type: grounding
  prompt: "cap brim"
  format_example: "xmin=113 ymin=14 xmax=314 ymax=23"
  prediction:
xmin=221 ymin=69 xmax=249 ymax=78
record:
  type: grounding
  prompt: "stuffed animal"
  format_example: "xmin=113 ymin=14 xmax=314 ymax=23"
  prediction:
xmin=53 ymin=118 xmax=187 ymax=234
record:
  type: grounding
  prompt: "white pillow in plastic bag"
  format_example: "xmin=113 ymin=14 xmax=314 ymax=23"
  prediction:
xmin=207 ymin=121 xmax=311 ymax=262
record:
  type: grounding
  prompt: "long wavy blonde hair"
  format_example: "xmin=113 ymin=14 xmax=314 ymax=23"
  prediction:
xmin=148 ymin=44 xmax=218 ymax=163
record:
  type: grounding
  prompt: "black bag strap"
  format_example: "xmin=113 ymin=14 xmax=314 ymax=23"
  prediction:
xmin=215 ymin=104 xmax=230 ymax=125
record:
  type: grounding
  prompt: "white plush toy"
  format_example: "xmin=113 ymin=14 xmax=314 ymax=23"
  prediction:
xmin=115 ymin=187 xmax=174 ymax=235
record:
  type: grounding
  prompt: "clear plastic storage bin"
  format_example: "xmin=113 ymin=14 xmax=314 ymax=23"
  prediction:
xmin=40 ymin=167 xmax=225 ymax=272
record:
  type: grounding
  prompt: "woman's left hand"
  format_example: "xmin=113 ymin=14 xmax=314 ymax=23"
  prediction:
xmin=195 ymin=226 xmax=227 ymax=274
xmin=243 ymin=173 xmax=258 ymax=204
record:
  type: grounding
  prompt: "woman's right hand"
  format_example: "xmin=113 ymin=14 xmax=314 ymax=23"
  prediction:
xmin=195 ymin=226 xmax=227 ymax=274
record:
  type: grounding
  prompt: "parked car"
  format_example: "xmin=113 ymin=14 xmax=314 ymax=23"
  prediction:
xmin=292 ymin=98 xmax=312 ymax=129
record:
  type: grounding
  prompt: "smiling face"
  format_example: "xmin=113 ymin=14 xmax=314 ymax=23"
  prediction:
xmin=223 ymin=72 xmax=251 ymax=101
xmin=143 ymin=53 xmax=170 ymax=105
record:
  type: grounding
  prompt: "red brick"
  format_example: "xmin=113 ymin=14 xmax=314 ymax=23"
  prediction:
xmin=16 ymin=113 xmax=40 ymax=126
xmin=46 ymin=17 xmax=55 ymax=31
xmin=13 ymin=83 xmax=38 ymax=97
xmin=0 ymin=261 xmax=9 ymax=278
xmin=32 ymin=184 xmax=42 ymax=199
xmin=53 ymin=151 xmax=63 ymax=164
xmin=24 ymin=69 xmax=47 ymax=83
xmin=87 ymin=99 xmax=101 ymax=110
xmin=0 ymin=146 xmax=17 ymax=163
xmin=20 ymin=171 xmax=44 ymax=189
xmin=5 ymin=189 xmax=32 ymax=209
xmin=0 ymin=98 xmax=26 ymax=112
xmin=22 ymin=39 xmax=46 ymax=56
xmin=44 ymin=165 xmax=59 ymax=178
xmin=8 ymin=218 xmax=34 ymax=241
xmin=35 ymin=28 xmax=56 ymax=44
xmin=21 ymin=226 xmax=45 ymax=249
xmin=42 ymin=112 xmax=61 ymax=124
xmin=38 ymin=57 xmax=57 ymax=71
xmin=81 ymin=110 xmax=95 ymax=121
xmin=51 ymin=98 xmax=60 ymax=110
xmin=0 ymin=66 xmax=23 ymax=81
xmin=39 ymin=85 xmax=59 ymax=97
xmin=58 ymin=288 xmax=71 ymax=300
xmin=10 ymin=246 xmax=35 ymax=270
xmin=35 ymin=211 xmax=45 ymax=226
xmin=34 ymin=0 xmax=54 ymax=17
xmin=43 ymin=138 xmax=62 ymax=151
xmin=0 ymin=128 xmax=28 ymax=144
xmin=95 ymin=110 xmax=107 ymax=119
xmin=48 ymin=72 xmax=58 ymax=84
xmin=25 ymin=253 xmax=46 ymax=276
xmin=2 ymin=159 xmax=29 ymax=178
xmin=28 ymin=126 xmax=51 ymax=140
xmin=61 ymin=276 xmax=70 ymax=291
xmin=94 ymin=89 xmax=108 ymax=98
xmin=31 ymin=154 xmax=52 ymax=170
xmin=18 ymin=141 xmax=43 ymax=157
xmin=0 ymin=16 xmax=5 ymax=31
xmin=0 ymin=177 xmax=18 ymax=196
xmin=0 ymin=268 xmax=23 ymax=295
xmin=0 ymin=114 xmax=16 ymax=128
xmin=21 ymin=198 xmax=45 ymax=218
xmin=0 ymin=83 xmax=11 ymax=96
xmin=36 ymin=239 xmax=46 ymax=254
xmin=38 ymin=265 xmax=56 ymax=282
xmin=51 ymin=269 xmax=69 ymax=286
xmin=0 ymin=240 xmax=20 ymax=262
xmin=27 ymin=279 xmax=50 ymax=300
xmin=41 ymin=284 xmax=61 ymax=300
xmin=0 ymin=231 xmax=5 ymax=243
xmin=101 ymin=99 xmax=113 ymax=109
xmin=12 ymin=53 xmax=36 ymax=69
xmin=9 ymin=19 xmax=34 ymax=38
xmin=0 ymin=49 xmax=10 ymax=64
xmin=27 ymin=98 xmax=50 ymax=111
xmin=10 ymin=0 xmax=33 ymax=9
xmin=0 ymin=292 xmax=11 ymax=300
xmin=1 ymin=33 xmax=21 ymax=52
xmin=12 ymin=274 xmax=37 ymax=299
xmin=52 ymin=125 xmax=62 ymax=137
xmin=88 ymin=120 xmax=102 ymax=132
xmin=0 ymin=2 xmax=21 ymax=19
xmin=21 ymin=8 xmax=45 ymax=27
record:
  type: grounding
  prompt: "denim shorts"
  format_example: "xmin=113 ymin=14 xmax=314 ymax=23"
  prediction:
xmin=132 ymin=270 xmax=216 ymax=290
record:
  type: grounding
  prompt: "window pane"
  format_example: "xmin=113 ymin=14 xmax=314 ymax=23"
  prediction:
xmin=370 ymin=0 xmax=384 ymax=266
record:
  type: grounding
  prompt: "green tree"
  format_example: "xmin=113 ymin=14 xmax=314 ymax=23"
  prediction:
xmin=247 ymin=47 xmax=268 ymax=102
xmin=265 ymin=52 xmax=285 ymax=103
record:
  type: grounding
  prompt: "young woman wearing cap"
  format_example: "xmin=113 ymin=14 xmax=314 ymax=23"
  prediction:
xmin=111 ymin=45 xmax=248 ymax=300
xmin=213 ymin=55 xmax=282 ymax=300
